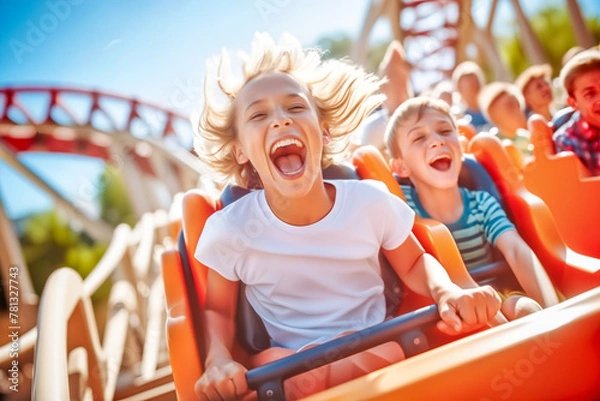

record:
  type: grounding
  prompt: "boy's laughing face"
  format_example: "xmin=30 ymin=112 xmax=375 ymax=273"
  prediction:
xmin=232 ymin=72 xmax=330 ymax=198
xmin=568 ymin=69 xmax=600 ymax=129
xmin=391 ymin=108 xmax=462 ymax=190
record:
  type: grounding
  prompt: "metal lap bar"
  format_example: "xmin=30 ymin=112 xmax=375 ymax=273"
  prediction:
xmin=469 ymin=260 xmax=509 ymax=283
xmin=246 ymin=305 xmax=439 ymax=401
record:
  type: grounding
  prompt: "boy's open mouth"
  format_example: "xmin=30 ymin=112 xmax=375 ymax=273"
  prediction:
xmin=270 ymin=138 xmax=306 ymax=176
xmin=429 ymin=153 xmax=452 ymax=171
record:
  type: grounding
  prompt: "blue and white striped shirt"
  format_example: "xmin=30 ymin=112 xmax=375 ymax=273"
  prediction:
xmin=401 ymin=185 xmax=515 ymax=270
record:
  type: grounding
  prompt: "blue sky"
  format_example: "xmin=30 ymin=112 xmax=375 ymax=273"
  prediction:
xmin=0 ymin=0 xmax=598 ymax=220
xmin=3 ymin=0 xmax=597 ymax=115
xmin=0 ymin=0 xmax=386 ymax=117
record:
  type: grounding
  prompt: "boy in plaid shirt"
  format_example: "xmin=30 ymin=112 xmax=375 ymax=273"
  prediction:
xmin=553 ymin=49 xmax=600 ymax=175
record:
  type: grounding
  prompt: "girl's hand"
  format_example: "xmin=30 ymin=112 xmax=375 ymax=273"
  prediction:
xmin=195 ymin=360 xmax=250 ymax=401
xmin=435 ymin=285 xmax=502 ymax=335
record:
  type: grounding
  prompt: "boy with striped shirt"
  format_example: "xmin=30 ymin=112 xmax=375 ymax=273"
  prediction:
xmin=402 ymin=184 xmax=512 ymax=270
xmin=385 ymin=96 xmax=559 ymax=320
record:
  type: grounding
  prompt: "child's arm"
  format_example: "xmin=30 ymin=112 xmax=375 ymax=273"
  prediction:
xmin=383 ymin=232 xmax=502 ymax=335
xmin=194 ymin=270 xmax=249 ymax=400
xmin=495 ymin=230 xmax=559 ymax=307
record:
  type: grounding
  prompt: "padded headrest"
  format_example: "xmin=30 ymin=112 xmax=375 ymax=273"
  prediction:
xmin=323 ymin=162 xmax=360 ymax=180
xmin=458 ymin=156 xmax=503 ymax=204
xmin=220 ymin=184 xmax=251 ymax=207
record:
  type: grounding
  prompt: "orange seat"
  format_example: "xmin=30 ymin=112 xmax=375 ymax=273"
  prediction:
xmin=161 ymin=248 xmax=203 ymax=401
xmin=468 ymin=132 xmax=600 ymax=297
xmin=457 ymin=121 xmax=477 ymax=141
xmin=161 ymin=190 xmax=218 ymax=401
xmin=523 ymin=115 xmax=600 ymax=258
xmin=502 ymin=139 xmax=525 ymax=171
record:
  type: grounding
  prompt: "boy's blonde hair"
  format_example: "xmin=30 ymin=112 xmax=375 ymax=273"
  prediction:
xmin=478 ymin=82 xmax=525 ymax=123
xmin=195 ymin=32 xmax=384 ymax=187
xmin=514 ymin=64 xmax=552 ymax=94
xmin=452 ymin=61 xmax=485 ymax=87
xmin=559 ymin=49 xmax=600 ymax=97
xmin=561 ymin=46 xmax=585 ymax=67
xmin=385 ymin=96 xmax=456 ymax=159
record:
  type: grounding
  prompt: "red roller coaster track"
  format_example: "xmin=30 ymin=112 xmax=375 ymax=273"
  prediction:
xmin=0 ymin=86 xmax=208 ymax=241
xmin=0 ymin=86 xmax=196 ymax=176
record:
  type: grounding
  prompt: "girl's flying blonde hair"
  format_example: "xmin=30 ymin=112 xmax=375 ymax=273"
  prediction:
xmin=195 ymin=32 xmax=384 ymax=187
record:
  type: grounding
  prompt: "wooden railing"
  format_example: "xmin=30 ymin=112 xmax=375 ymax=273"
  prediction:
xmin=23 ymin=208 xmax=178 ymax=400
xmin=33 ymin=268 xmax=136 ymax=401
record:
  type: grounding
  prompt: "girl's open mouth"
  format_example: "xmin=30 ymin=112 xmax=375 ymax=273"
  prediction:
xmin=270 ymin=138 xmax=307 ymax=177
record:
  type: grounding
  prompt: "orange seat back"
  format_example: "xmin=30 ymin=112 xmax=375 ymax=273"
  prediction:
xmin=162 ymin=190 xmax=218 ymax=400
xmin=523 ymin=116 xmax=600 ymax=258
xmin=457 ymin=121 xmax=477 ymax=141
xmin=502 ymin=140 xmax=524 ymax=171
xmin=469 ymin=133 xmax=600 ymax=297
xmin=180 ymin=189 xmax=220 ymax=308
xmin=162 ymin=249 xmax=203 ymax=401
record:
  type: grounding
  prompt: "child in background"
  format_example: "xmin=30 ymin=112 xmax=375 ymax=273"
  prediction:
xmin=431 ymin=79 xmax=455 ymax=107
xmin=385 ymin=96 xmax=559 ymax=321
xmin=551 ymin=47 xmax=587 ymax=127
xmin=193 ymin=33 xmax=501 ymax=401
xmin=553 ymin=49 xmax=600 ymax=175
xmin=515 ymin=64 xmax=554 ymax=121
xmin=451 ymin=61 xmax=489 ymax=131
xmin=478 ymin=81 xmax=532 ymax=159
xmin=356 ymin=40 xmax=413 ymax=159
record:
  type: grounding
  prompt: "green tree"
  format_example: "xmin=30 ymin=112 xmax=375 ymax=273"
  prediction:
xmin=20 ymin=209 xmax=109 ymax=301
xmin=97 ymin=164 xmax=137 ymax=227
xmin=499 ymin=6 xmax=600 ymax=78
xmin=18 ymin=163 xmax=136 ymax=301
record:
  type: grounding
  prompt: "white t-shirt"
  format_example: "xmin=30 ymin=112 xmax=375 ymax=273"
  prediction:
xmin=195 ymin=179 xmax=415 ymax=351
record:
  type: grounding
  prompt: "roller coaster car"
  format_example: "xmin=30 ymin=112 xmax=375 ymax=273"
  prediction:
xmin=522 ymin=115 xmax=600 ymax=258
xmin=466 ymin=131 xmax=600 ymax=297
xmin=161 ymin=147 xmax=600 ymax=401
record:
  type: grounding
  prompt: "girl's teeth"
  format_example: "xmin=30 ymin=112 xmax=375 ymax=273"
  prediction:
xmin=271 ymin=138 xmax=303 ymax=154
